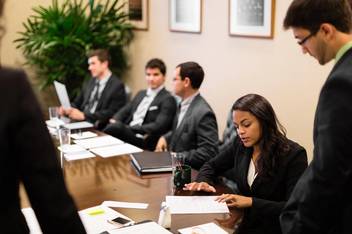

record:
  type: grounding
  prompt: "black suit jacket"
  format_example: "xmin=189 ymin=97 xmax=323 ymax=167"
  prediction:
xmin=166 ymin=94 xmax=219 ymax=170
xmin=0 ymin=68 xmax=85 ymax=233
xmin=113 ymin=88 xmax=177 ymax=136
xmin=197 ymin=139 xmax=307 ymax=234
xmin=280 ymin=48 xmax=352 ymax=234
xmin=72 ymin=74 xmax=126 ymax=125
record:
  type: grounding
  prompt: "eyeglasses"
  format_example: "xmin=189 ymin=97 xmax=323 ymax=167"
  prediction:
xmin=297 ymin=31 xmax=316 ymax=46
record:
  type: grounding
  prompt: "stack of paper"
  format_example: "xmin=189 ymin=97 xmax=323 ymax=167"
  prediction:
xmin=71 ymin=131 xmax=98 ymax=140
xmin=57 ymin=144 xmax=95 ymax=161
xmin=165 ymin=196 xmax=229 ymax=214
xmin=178 ymin=222 xmax=228 ymax=234
xmin=46 ymin=119 xmax=65 ymax=128
xmin=63 ymin=121 xmax=93 ymax=130
xmin=90 ymin=143 xmax=143 ymax=158
xmin=74 ymin=135 xmax=124 ymax=149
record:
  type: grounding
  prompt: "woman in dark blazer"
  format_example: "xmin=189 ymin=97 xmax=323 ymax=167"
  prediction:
xmin=184 ymin=94 xmax=308 ymax=234
xmin=0 ymin=1 xmax=85 ymax=233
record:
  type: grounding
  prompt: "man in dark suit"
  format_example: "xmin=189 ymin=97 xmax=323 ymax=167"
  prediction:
xmin=0 ymin=69 xmax=86 ymax=233
xmin=281 ymin=1 xmax=352 ymax=233
xmin=104 ymin=58 xmax=176 ymax=150
xmin=61 ymin=49 xmax=126 ymax=129
xmin=155 ymin=62 xmax=219 ymax=170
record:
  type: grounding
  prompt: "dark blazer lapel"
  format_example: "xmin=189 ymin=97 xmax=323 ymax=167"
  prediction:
xmin=149 ymin=88 xmax=166 ymax=107
xmin=125 ymin=90 xmax=146 ymax=124
xmin=132 ymin=90 xmax=147 ymax=112
xmin=241 ymin=148 xmax=253 ymax=193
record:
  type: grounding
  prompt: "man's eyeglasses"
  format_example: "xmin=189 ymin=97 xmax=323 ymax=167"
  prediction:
xmin=297 ymin=31 xmax=317 ymax=46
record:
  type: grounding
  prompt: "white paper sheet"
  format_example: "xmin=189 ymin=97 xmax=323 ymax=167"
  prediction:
xmin=54 ymin=81 xmax=71 ymax=108
xmin=90 ymin=143 xmax=143 ymax=158
xmin=178 ymin=222 xmax=228 ymax=234
xmin=102 ymin=201 xmax=149 ymax=209
xmin=79 ymin=205 xmax=133 ymax=234
xmin=63 ymin=121 xmax=94 ymax=130
xmin=58 ymin=144 xmax=86 ymax=153
xmin=74 ymin=135 xmax=124 ymax=149
xmin=165 ymin=196 xmax=229 ymax=214
xmin=109 ymin=222 xmax=172 ymax=234
xmin=64 ymin=151 xmax=96 ymax=161
xmin=46 ymin=119 xmax=65 ymax=128
xmin=71 ymin=131 xmax=98 ymax=140
xmin=21 ymin=208 xmax=43 ymax=234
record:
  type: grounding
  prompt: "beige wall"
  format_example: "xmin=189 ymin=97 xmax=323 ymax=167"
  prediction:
xmin=2 ymin=0 xmax=334 ymax=161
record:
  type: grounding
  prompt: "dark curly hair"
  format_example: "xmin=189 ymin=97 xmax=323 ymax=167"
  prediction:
xmin=232 ymin=94 xmax=291 ymax=178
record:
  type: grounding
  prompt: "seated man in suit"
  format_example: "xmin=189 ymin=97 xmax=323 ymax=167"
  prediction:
xmin=60 ymin=49 xmax=127 ymax=129
xmin=104 ymin=58 xmax=177 ymax=150
xmin=155 ymin=62 xmax=219 ymax=170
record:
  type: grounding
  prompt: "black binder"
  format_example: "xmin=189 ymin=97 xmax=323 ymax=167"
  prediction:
xmin=130 ymin=151 xmax=172 ymax=173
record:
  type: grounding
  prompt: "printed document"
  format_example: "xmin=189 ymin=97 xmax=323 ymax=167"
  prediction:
xmin=166 ymin=196 xmax=229 ymax=214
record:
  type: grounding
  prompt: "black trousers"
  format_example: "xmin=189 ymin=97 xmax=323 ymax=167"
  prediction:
xmin=103 ymin=121 xmax=145 ymax=148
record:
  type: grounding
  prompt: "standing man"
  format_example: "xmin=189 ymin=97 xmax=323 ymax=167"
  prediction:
xmin=104 ymin=58 xmax=176 ymax=150
xmin=281 ymin=1 xmax=352 ymax=233
xmin=155 ymin=62 xmax=219 ymax=170
xmin=61 ymin=49 xmax=126 ymax=129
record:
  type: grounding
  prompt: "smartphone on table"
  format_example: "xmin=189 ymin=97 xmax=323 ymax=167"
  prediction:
xmin=108 ymin=217 xmax=134 ymax=227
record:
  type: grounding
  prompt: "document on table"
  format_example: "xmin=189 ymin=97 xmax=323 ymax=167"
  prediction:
xmin=90 ymin=143 xmax=143 ymax=158
xmin=178 ymin=222 xmax=228 ymax=234
xmin=58 ymin=144 xmax=86 ymax=153
xmin=109 ymin=221 xmax=172 ymax=234
xmin=79 ymin=205 xmax=133 ymax=234
xmin=63 ymin=121 xmax=93 ymax=130
xmin=22 ymin=208 xmax=43 ymax=234
xmin=64 ymin=150 xmax=96 ymax=161
xmin=102 ymin=200 xmax=149 ymax=209
xmin=54 ymin=81 xmax=71 ymax=108
xmin=57 ymin=144 xmax=96 ymax=161
xmin=165 ymin=196 xmax=229 ymax=214
xmin=71 ymin=131 xmax=98 ymax=140
xmin=46 ymin=119 xmax=65 ymax=128
xmin=74 ymin=135 xmax=124 ymax=149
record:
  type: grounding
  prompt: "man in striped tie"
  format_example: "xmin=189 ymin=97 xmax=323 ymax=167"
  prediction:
xmin=60 ymin=49 xmax=127 ymax=129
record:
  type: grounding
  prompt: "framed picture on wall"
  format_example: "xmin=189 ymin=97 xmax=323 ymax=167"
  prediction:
xmin=229 ymin=0 xmax=275 ymax=38
xmin=169 ymin=0 xmax=202 ymax=33
xmin=127 ymin=0 xmax=148 ymax=30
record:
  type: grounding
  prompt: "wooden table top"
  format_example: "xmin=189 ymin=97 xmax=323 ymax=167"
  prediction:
xmin=62 ymin=154 xmax=235 ymax=233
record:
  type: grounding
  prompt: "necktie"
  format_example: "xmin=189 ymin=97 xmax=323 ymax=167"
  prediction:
xmin=85 ymin=81 xmax=100 ymax=113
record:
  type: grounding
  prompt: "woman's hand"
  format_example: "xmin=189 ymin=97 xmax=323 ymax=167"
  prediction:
xmin=183 ymin=182 xmax=216 ymax=193
xmin=215 ymin=194 xmax=253 ymax=208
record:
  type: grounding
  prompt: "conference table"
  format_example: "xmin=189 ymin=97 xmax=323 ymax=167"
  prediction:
xmin=22 ymin=129 xmax=237 ymax=233
xmin=63 ymin=153 xmax=236 ymax=233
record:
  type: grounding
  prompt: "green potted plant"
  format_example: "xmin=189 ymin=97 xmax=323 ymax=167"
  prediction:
xmin=15 ymin=0 xmax=134 ymax=98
